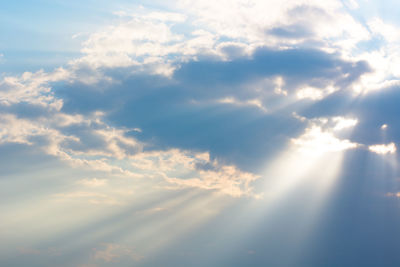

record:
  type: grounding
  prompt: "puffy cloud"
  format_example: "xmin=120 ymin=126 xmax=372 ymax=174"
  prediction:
xmin=348 ymin=18 xmax=400 ymax=94
xmin=292 ymin=126 xmax=358 ymax=154
xmin=296 ymin=86 xmax=336 ymax=101
xmin=368 ymin=18 xmax=400 ymax=44
xmin=332 ymin=117 xmax=358 ymax=131
xmin=75 ymin=16 xmax=182 ymax=70
xmin=63 ymin=0 xmax=373 ymax=79
xmin=368 ymin=143 xmax=396 ymax=155
xmin=71 ymin=7 xmax=218 ymax=75
xmin=0 ymin=68 xmax=68 ymax=109
xmin=177 ymin=0 xmax=369 ymax=50
xmin=291 ymin=115 xmax=359 ymax=155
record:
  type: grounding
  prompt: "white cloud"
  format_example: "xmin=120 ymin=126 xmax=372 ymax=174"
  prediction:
xmin=368 ymin=143 xmax=396 ymax=155
xmin=71 ymin=8 xmax=200 ymax=74
xmin=177 ymin=0 xmax=369 ymax=50
xmin=368 ymin=18 xmax=400 ymax=44
xmin=291 ymin=115 xmax=359 ymax=155
xmin=0 ymin=68 xmax=68 ymax=109
xmin=0 ymin=113 xmax=70 ymax=146
xmin=165 ymin=164 xmax=259 ymax=198
xmin=0 ymin=111 xmax=143 ymax=177
xmin=76 ymin=15 xmax=183 ymax=70
xmin=292 ymin=126 xmax=359 ymax=155
xmin=66 ymin=0 xmax=371 ymax=78
xmin=294 ymin=114 xmax=358 ymax=132
xmin=332 ymin=117 xmax=358 ymax=131
xmin=296 ymin=86 xmax=330 ymax=100
xmin=352 ymin=18 xmax=400 ymax=93
xmin=344 ymin=0 xmax=359 ymax=9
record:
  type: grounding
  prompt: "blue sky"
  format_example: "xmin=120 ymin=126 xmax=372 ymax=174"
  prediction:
xmin=1 ymin=1 xmax=400 ymax=266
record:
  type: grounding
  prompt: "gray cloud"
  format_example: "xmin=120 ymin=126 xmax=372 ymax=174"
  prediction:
xmin=52 ymin=47 xmax=369 ymax=172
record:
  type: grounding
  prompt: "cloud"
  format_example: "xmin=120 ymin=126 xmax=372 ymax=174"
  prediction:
xmin=291 ymin=115 xmax=359 ymax=155
xmin=130 ymin=149 xmax=260 ymax=197
xmin=368 ymin=18 xmax=400 ymax=44
xmin=0 ymin=91 xmax=260 ymax=198
xmin=296 ymin=86 xmax=335 ymax=100
xmin=0 ymin=38 xmax=370 ymax=182
xmin=63 ymin=0 xmax=372 ymax=80
xmin=0 ymin=1 xmax=386 ymax=200
xmin=292 ymin=126 xmax=358 ymax=154
xmin=177 ymin=0 xmax=369 ymax=51
xmin=174 ymin=48 xmax=370 ymax=91
xmin=71 ymin=7 xmax=217 ymax=75
xmin=56 ymin=47 xmax=369 ymax=172
xmin=368 ymin=143 xmax=396 ymax=155
xmin=0 ymin=68 xmax=67 ymax=109
xmin=0 ymin=65 xmax=263 ymax=197
xmin=0 ymin=102 xmax=261 ymax=196
xmin=5 ymin=2 xmax=400 ymax=267
xmin=0 ymin=111 xmax=141 ymax=169
xmin=300 ymin=83 xmax=400 ymax=147
xmin=347 ymin=18 xmax=400 ymax=94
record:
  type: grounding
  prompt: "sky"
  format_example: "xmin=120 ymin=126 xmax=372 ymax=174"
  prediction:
xmin=1 ymin=0 xmax=400 ymax=266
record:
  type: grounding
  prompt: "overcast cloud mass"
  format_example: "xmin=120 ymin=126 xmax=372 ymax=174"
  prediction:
xmin=2 ymin=1 xmax=400 ymax=266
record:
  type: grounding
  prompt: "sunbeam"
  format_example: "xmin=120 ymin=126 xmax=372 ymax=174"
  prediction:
xmin=3 ymin=0 xmax=400 ymax=266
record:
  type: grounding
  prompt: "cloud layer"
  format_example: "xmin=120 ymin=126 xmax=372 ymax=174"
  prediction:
xmin=3 ymin=1 xmax=400 ymax=266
